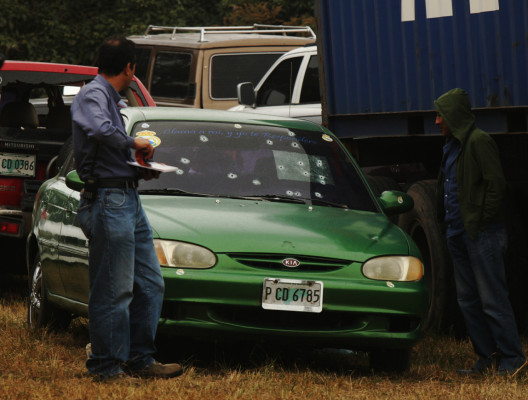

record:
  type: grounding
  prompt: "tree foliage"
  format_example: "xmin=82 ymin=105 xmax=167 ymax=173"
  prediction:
xmin=0 ymin=0 xmax=314 ymax=65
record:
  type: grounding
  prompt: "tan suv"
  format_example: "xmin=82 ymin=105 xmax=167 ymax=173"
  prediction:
xmin=129 ymin=24 xmax=315 ymax=109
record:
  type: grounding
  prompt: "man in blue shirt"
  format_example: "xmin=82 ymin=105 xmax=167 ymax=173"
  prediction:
xmin=72 ymin=36 xmax=182 ymax=381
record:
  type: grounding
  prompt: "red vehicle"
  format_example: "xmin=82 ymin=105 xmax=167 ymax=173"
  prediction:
xmin=0 ymin=61 xmax=155 ymax=271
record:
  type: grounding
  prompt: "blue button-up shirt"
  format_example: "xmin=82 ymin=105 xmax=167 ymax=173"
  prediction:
xmin=442 ymin=138 xmax=465 ymax=237
xmin=71 ymin=75 xmax=137 ymax=181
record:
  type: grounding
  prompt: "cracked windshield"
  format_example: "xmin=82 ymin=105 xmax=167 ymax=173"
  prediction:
xmin=133 ymin=121 xmax=376 ymax=211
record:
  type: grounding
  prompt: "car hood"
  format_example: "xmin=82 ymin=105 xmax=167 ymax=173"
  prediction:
xmin=141 ymin=196 xmax=411 ymax=262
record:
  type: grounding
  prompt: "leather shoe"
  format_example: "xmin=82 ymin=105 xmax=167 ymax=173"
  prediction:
xmin=130 ymin=360 xmax=183 ymax=379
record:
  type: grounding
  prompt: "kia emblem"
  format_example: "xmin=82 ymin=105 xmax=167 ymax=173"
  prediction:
xmin=282 ymin=258 xmax=301 ymax=268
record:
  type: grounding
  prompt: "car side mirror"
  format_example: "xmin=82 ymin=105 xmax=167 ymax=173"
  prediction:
xmin=66 ymin=170 xmax=85 ymax=192
xmin=379 ymin=190 xmax=414 ymax=215
xmin=237 ymin=82 xmax=256 ymax=107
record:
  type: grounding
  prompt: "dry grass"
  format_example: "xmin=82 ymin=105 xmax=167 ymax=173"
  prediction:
xmin=1 ymin=276 xmax=528 ymax=400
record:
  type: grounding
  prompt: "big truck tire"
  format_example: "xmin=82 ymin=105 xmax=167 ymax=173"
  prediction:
xmin=397 ymin=180 xmax=455 ymax=332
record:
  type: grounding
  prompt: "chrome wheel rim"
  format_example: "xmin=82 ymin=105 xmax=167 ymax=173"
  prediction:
xmin=28 ymin=260 xmax=43 ymax=326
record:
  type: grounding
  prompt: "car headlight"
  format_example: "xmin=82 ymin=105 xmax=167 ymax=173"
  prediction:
xmin=154 ymin=239 xmax=217 ymax=269
xmin=362 ymin=256 xmax=423 ymax=281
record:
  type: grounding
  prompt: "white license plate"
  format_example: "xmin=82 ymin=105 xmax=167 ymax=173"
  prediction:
xmin=262 ymin=278 xmax=323 ymax=313
xmin=0 ymin=153 xmax=36 ymax=177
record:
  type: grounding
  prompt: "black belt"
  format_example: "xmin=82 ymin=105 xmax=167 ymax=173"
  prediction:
xmin=97 ymin=179 xmax=138 ymax=189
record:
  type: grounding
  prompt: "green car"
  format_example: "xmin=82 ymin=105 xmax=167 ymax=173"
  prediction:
xmin=27 ymin=107 xmax=427 ymax=372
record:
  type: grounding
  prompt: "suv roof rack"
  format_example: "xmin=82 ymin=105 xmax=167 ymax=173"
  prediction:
xmin=143 ymin=24 xmax=316 ymax=42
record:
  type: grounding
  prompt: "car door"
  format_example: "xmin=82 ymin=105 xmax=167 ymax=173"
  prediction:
xmin=250 ymin=53 xmax=322 ymax=123
xmin=56 ymin=153 xmax=90 ymax=306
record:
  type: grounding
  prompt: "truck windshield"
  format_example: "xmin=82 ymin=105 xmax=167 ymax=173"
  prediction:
xmin=133 ymin=121 xmax=376 ymax=212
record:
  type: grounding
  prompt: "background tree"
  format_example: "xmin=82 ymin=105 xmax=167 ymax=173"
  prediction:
xmin=0 ymin=0 xmax=314 ymax=65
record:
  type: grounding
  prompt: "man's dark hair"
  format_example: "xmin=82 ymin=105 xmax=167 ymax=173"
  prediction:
xmin=96 ymin=36 xmax=136 ymax=76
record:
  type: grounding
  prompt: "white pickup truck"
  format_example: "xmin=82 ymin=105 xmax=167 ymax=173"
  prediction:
xmin=230 ymin=45 xmax=321 ymax=124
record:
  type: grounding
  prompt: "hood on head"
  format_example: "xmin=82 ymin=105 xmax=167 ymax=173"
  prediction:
xmin=434 ymin=88 xmax=475 ymax=141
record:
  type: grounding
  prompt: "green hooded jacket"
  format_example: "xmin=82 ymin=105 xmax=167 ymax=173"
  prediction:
xmin=435 ymin=88 xmax=506 ymax=239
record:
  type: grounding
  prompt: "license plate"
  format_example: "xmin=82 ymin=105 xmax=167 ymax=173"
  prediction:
xmin=0 ymin=153 xmax=36 ymax=177
xmin=262 ymin=278 xmax=323 ymax=313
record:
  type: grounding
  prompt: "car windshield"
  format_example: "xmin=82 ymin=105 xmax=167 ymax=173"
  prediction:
xmin=134 ymin=121 xmax=377 ymax=211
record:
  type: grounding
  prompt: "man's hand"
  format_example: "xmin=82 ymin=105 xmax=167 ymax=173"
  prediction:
xmin=133 ymin=138 xmax=159 ymax=180
xmin=133 ymin=137 xmax=154 ymax=161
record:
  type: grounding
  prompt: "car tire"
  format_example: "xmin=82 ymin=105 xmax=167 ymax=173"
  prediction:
xmin=27 ymin=254 xmax=71 ymax=331
xmin=369 ymin=347 xmax=411 ymax=373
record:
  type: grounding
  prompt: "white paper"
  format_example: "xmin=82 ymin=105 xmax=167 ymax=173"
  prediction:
xmin=127 ymin=161 xmax=180 ymax=173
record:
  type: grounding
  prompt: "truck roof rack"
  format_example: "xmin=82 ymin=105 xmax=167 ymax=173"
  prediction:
xmin=142 ymin=24 xmax=316 ymax=42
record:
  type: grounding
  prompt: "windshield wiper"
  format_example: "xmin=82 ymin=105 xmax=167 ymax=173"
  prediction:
xmin=140 ymin=189 xmax=261 ymax=201
xmin=138 ymin=188 xmax=212 ymax=197
xmin=305 ymin=198 xmax=349 ymax=209
xmin=246 ymin=194 xmax=309 ymax=204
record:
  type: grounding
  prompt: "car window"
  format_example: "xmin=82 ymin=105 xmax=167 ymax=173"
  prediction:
xmin=134 ymin=47 xmax=151 ymax=84
xmin=210 ymin=53 xmax=283 ymax=100
xmin=256 ymin=57 xmax=303 ymax=107
xmin=133 ymin=121 xmax=376 ymax=211
xmin=150 ymin=51 xmax=192 ymax=99
xmin=299 ymin=55 xmax=320 ymax=104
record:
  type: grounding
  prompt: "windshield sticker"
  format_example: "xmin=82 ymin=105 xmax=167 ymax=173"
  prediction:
xmin=136 ymin=130 xmax=161 ymax=147
xmin=159 ymin=126 xmax=317 ymax=144
xmin=322 ymin=134 xmax=333 ymax=142
xmin=141 ymin=123 xmax=150 ymax=128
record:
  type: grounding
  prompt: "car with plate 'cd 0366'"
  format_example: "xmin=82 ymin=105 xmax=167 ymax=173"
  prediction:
xmin=26 ymin=107 xmax=427 ymax=372
xmin=0 ymin=60 xmax=154 ymax=272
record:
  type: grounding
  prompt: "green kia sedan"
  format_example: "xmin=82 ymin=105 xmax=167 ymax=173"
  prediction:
xmin=26 ymin=107 xmax=427 ymax=372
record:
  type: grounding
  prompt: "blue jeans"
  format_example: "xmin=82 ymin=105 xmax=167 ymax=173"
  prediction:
xmin=447 ymin=224 xmax=525 ymax=371
xmin=77 ymin=188 xmax=164 ymax=377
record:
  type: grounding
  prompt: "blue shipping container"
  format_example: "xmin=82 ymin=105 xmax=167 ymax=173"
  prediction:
xmin=317 ymin=0 xmax=528 ymax=118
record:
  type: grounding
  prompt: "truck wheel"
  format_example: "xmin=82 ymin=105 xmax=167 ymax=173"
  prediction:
xmin=27 ymin=254 xmax=71 ymax=331
xmin=369 ymin=348 xmax=411 ymax=373
xmin=364 ymin=175 xmax=401 ymax=195
xmin=397 ymin=180 xmax=454 ymax=332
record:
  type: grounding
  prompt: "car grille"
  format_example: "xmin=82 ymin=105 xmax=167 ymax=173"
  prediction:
xmin=226 ymin=253 xmax=352 ymax=272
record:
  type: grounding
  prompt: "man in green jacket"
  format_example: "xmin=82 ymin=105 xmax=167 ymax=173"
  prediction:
xmin=435 ymin=88 xmax=525 ymax=375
